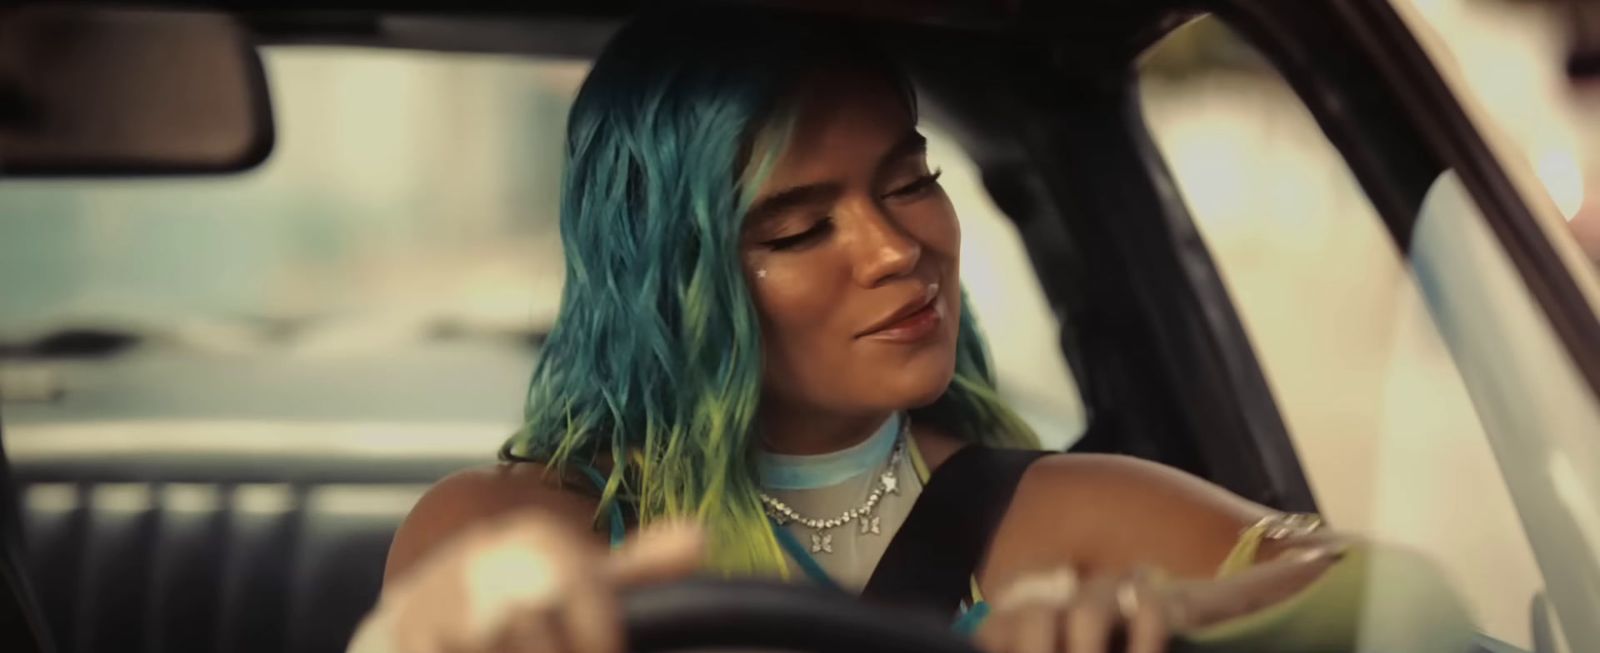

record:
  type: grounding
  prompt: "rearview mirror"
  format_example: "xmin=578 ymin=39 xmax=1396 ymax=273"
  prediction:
xmin=0 ymin=6 xmax=273 ymax=176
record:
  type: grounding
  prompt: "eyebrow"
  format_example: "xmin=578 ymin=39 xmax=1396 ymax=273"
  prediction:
xmin=879 ymin=131 xmax=928 ymax=172
xmin=745 ymin=182 xmax=842 ymax=227
xmin=745 ymin=130 xmax=929 ymax=226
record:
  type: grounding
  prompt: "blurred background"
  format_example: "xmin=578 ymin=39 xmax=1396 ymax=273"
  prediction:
xmin=2 ymin=0 xmax=1597 ymax=649
xmin=0 ymin=43 xmax=1085 ymax=447
xmin=1140 ymin=0 xmax=1598 ymax=647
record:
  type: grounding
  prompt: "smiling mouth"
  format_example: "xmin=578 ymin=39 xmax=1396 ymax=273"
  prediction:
xmin=858 ymin=283 xmax=943 ymax=342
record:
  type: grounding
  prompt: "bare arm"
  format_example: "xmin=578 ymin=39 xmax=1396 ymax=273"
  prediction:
xmin=973 ymin=453 xmax=1409 ymax=653
xmin=982 ymin=453 xmax=1337 ymax=588
xmin=384 ymin=462 xmax=607 ymax=588
xmin=354 ymin=462 xmax=702 ymax=653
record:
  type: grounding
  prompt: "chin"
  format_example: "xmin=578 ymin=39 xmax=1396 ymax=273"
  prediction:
xmin=902 ymin=384 xmax=950 ymax=410
xmin=886 ymin=354 xmax=958 ymax=409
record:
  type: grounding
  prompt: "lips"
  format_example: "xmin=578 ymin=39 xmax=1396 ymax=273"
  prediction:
xmin=857 ymin=282 xmax=943 ymax=342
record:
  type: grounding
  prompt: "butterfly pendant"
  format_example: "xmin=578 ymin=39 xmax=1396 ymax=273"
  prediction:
xmin=860 ymin=516 xmax=881 ymax=535
xmin=810 ymin=533 xmax=833 ymax=554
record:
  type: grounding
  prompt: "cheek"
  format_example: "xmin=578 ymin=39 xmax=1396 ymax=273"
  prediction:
xmin=746 ymin=267 xmax=832 ymax=399
xmin=743 ymin=253 xmax=862 ymax=400
xmin=744 ymin=262 xmax=839 ymax=349
xmin=900 ymin=197 xmax=961 ymax=259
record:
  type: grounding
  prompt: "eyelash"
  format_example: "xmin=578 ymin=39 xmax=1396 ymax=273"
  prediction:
xmin=886 ymin=169 xmax=943 ymax=199
xmin=759 ymin=170 xmax=944 ymax=251
xmin=764 ymin=219 xmax=834 ymax=251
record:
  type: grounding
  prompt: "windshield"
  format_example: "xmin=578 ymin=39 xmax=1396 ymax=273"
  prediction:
xmin=0 ymin=49 xmax=579 ymax=347
xmin=0 ymin=45 xmax=1083 ymax=440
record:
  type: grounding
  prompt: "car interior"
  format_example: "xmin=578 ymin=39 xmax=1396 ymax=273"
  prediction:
xmin=3 ymin=1 xmax=1597 ymax=652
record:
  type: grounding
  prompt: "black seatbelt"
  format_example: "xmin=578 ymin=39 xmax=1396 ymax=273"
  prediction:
xmin=860 ymin=445 xmax=1047 ymax=618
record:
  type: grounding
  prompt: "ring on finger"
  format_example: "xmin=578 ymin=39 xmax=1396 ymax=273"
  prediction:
xmin=996 ymin=567 xmax=1080 ymax=610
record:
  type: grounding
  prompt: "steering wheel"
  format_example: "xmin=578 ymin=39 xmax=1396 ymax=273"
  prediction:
xmin=623 ymin=578 xmax=985 ymax=653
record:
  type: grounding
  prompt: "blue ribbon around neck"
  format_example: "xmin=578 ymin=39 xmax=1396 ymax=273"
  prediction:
xmin=756 ymin=413 xmax=902 ymax=490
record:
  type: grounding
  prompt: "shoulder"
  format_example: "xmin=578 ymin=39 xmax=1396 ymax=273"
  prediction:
xmin=384 ymin=461 xmax=605 ymax=586
xmin=993 ymin=453 xmax=1272 ymax=578
xmin=914 ymin=430 xmax=1253 ymax=517
xmin=1020 ymin=452 xmax=1264 ymax=515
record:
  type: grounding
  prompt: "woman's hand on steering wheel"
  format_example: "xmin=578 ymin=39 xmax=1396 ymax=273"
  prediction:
xmin=976 ymin=566 xmax=1180 ymax=653
xmin=975 ymin=543 xmax=1345 ymax=653
xmin=348 ymin=512 xmax=704 ymax=653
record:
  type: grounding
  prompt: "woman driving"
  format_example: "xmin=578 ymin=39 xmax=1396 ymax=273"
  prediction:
xmin=350 ymin=8 xmax=1473 ymax=653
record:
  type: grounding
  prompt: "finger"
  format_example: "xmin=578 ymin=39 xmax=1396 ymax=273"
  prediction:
xmin=558 ymin=579 xmax=624 ymax=653
xmin=1008 ymin=605 xmax=1060 ymax=653
xmin=1119 ymin=581 xmax=1169 ymax=653
xmin=485 ymin=517 xmax=624 ymax=653
xmin=973 ymin=607 xmax=1015 ymax=653
xmin=994 ymin=568 xmax=1079 ymax=613
xmin=489 ymin=608 xmax=566 ymax=653
xmin=1257 ymin=542 xmax=1346 ymax=578
xmin=1064 ymin=590 xmax=1114 ymax=653
xmin=606 ymin=521 xmax=705 ymax=587
xmin=349 ymin=607 xmax=416 ymax=653
xmin=1177 ymin=545 xmax=1343 ymax=628
xmin=457 ymin=538 xmax=570 ymax=646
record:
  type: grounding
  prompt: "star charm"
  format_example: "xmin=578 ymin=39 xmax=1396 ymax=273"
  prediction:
xmin=811 ymin=533 xmax=833 ymax=554
xmin=881 ymin=472 xmax=899 ymax=495
xmin=860 ymin=516 xmax=881 ymax=535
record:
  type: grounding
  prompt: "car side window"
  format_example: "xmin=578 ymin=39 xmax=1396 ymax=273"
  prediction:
xmin=1138 ymin=18 xmax=1545 ymax=649
xmin=925 ymin=126 xmax=1087 ymax=449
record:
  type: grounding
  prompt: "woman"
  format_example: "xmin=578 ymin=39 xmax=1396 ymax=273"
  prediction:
xmin=351 ymin=8 xmax=1473 ymax=653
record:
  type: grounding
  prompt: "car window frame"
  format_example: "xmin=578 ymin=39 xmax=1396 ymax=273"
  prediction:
xmin=1150 ymin=0 xmax=1600 ymax=646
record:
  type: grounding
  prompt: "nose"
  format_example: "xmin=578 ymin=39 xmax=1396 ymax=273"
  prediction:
xmin=848 ymin=200 xmax=921 ymax=288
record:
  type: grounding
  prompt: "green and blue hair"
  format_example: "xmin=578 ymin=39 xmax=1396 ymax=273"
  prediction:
xmin=502 ymin=9 xmax=1038 ymax=576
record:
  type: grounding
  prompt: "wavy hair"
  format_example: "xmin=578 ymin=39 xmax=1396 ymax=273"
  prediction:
xmin=502 ymin=8 xmax=1038 ymax=576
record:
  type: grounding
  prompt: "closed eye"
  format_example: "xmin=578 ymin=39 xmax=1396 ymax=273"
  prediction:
xmin=884 ymin=169 xmax=944 ymax=200
xmin=762 ymin=218 xmax=834 ymax=251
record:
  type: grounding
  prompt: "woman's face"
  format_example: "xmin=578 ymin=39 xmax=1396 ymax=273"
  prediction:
xmin=741 ymin=72 xmax=962 ymax=419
